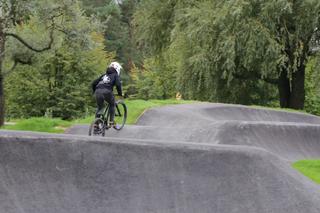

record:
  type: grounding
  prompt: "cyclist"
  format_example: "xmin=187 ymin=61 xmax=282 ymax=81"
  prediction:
xmin=92 ymin=62 xmax=123 ymax=127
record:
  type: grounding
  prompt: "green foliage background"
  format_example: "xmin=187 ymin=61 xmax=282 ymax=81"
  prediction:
xmin=3 ymin=0 xmax=320 ymax=120
xmin=305 ymin=56 xmax=320 ymax=115
xmin=4 ymin=0 xmax=114 ymax=120
xmin=132 ymin=0 xmax=320 ymax=111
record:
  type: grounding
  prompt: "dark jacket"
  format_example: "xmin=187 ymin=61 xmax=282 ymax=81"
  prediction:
xmin=91 ymin=67 xmax=122 ymax=96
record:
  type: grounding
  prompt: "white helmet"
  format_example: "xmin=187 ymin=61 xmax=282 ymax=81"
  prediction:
xmin=109 ymin=61 xmax=122 ymax=76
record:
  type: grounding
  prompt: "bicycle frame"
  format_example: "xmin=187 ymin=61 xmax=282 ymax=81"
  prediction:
xmin=102 ymin=102 xmax=122 ymax=122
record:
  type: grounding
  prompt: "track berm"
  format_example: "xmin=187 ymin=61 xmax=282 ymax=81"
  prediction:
xmin=1 ymin=103 xmax=320 ymax=213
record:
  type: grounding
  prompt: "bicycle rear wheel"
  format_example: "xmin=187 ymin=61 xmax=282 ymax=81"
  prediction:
xmin=88 ymin=118 xmax=106 ymax=136
xmin=106 ymin=100 xmax=127 ymax=130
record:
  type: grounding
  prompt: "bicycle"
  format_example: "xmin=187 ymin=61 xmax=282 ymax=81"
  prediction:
xmin=88 ymin=99 xmax=127 ymax=136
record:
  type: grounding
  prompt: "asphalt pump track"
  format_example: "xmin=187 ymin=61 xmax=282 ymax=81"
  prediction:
xmin=1 ymin=103 xmax=320 ymax=213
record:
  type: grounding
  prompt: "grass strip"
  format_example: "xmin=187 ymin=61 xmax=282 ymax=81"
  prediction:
xmin=293 ymin=160 xmax=320 ymax=184
xmin=2 ymin=117 xmax=71 ymax=133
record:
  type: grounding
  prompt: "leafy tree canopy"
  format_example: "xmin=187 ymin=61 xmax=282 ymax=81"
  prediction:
xmin=134 ymin=0 xmax=320 ymax=108
xmin=2 ymin=0 xmax=114 ymax=120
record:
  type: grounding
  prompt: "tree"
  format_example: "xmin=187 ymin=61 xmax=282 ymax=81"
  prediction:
xmin=0 ymin=0 xmax=78 ymax=126
xmin=134 ymin=0 xmax=320 ymax=109
xmin=304 ymin=55 xmax=320 ymax=115
xmin=3 ymin=1 xmax=114 ymax=120
xmin=118 ymin=0 xmax=142 ymax=70
xmin=81 ymin=0 xmax=142 ymax=75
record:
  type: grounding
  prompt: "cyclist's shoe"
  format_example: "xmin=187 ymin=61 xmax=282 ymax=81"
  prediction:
xmin=110 ymin=121 xmax=121 ymax=129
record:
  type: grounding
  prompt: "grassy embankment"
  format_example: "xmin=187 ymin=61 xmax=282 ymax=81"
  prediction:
xmin=293 ymin=160 xmax=320 ymax=184
xmin=2 ymin=99 xmax=194 ymax=133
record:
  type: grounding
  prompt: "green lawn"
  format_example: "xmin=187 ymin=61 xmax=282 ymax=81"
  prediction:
xmin=2 ymin=99 xmax=194 ymax=133
xmin=292 ymin=160 xmax=320 ymax=184
xmin=3 ymin=117 xmax=71 ymax=133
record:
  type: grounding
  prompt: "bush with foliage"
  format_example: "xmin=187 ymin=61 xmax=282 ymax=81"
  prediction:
xmin=134 ymin=0 xmax=320 ymax=109
xmin=4 ymin=2 xmax=114 ymax=120
xmin=305 ymin=57 xmax=320 ymax=116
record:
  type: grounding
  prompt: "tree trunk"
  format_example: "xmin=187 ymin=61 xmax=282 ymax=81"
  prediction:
xmin=278 ymin=69 xmax=290 ymax=108
xmin=0 ymin=24 xmax=5 ymax=126
xmin=278 ymin=65 xmax=306 ymax=110
xmin=289 ymin=65 xmax=305 ymax=109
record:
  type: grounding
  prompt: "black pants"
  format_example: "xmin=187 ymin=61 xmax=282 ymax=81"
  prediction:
xmin=95 ymin=89 xmax=115 ymax=122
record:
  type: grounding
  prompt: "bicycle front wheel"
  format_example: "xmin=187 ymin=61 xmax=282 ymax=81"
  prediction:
xmin=113 ymin=101 xmax=127 ymax=130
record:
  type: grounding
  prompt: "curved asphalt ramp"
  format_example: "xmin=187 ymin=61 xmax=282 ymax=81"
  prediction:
xmin=1 ymin=103 xmax=320 ymax=212
xmin=67 ymin=103 xmax=320 ymax=161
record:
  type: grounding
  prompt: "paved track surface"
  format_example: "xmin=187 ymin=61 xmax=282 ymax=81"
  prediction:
xmin=67 ymin=103 xmax=320 ymax=161
xmin=1 ymin=103 xmax=320 ymax=213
